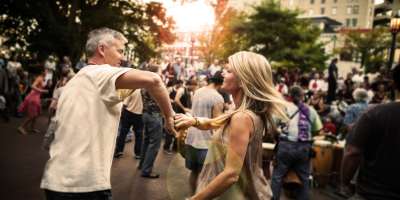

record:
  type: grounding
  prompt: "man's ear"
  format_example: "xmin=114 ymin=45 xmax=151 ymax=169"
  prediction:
xmin=98 ymin=44 xmax=106 ymax=57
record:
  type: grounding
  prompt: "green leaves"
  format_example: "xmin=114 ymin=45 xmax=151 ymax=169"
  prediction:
xmin=0 ymin=0 xmax=175 ymax=64
xmin=340 ymin=27 xmax=390 ymax=72
xmin=202 ymin=0 xmax=328 ymax=71
xmin=239 ymin=0 xmax=328 ymax=71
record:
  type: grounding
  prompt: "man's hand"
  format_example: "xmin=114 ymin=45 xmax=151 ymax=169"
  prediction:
xmin=184 ymin=108 xmax=191 ymax=114
xmin=174 ymin=113 xmax=195 ymax=130
xmin=165 ymin=116 xmax=178 ymax=136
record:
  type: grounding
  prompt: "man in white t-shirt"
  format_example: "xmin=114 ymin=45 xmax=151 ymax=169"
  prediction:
xmin=40 ymin=27 xmax=176 ymax=199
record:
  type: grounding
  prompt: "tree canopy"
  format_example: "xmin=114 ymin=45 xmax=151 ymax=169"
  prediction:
xmin=0 ymin=0 xmax=176 ymax=64
xmin=201 ymin=0 xmax=329 ymax=71
xmin=340 ymin=28 xmax=390 ymax=72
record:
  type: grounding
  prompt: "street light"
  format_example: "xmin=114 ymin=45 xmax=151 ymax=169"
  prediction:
xmin=388 ymin=17 xmax=400 ymax=70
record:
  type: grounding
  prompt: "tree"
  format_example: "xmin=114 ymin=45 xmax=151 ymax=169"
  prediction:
xmin=234 ymin=0 xmax=329 ymax=71
xmin=340 ymin=28 xmax=390 ymax=72
xmin=197 ymin=6 xmax=247 ymax=65
xmin=0 ymin=0 xmax=175 ymax=64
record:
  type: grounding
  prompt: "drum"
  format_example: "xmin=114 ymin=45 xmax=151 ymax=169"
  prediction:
xmin=331 ymin=141 xmax=345 ymax=186
xmin=263 ymin=142 xmax=302 ymax=198
xmin=262 ymin=143 xmax=275 ymax=179
xmin=312 ymin=140 xmax=334 ymax=187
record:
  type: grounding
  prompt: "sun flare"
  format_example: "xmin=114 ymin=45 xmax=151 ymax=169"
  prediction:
xmin=145 ymin=0 xmax=215 ymax=32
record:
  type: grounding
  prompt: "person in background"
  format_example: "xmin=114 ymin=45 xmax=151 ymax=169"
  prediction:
xmin=185 ymin=71 xmax=224 ymax=193
xmin=341 ymin=64 xmax=400 ymax=200
xmin=174 ymin=79 xmax=197 ymax=114
xmin=114 ymin=89 xmax=143 ymax=159
xmin=271 ymin=86 xmax=322 ymax=200
xmin=18 ymin=69 xmax=48 ymax=134
xmin=343 ymin=88 xmax=369 ymax=133
xmin=327 ymin=58 xmax=338 ymax=103
xmin=138 ymin=64 xmax=165 ymax=179
xmin=164 ymin=79 xmax=183 ymax=153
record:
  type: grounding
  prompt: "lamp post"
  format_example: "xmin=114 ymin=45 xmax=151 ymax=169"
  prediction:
xmin=388 ymin=17 xmax=400 ymax=70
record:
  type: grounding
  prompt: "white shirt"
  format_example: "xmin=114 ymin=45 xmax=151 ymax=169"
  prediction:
xmin=123 ymin=89 xmax=143 ymax=114
xmin=40 ymin=65 xmax=131 ymax=192
xmin=6 ymin=61 xmax=22 ymax=77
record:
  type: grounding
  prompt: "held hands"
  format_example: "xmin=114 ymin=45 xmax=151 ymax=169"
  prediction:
xmin=164 ymin=116 xmax=178 ymax=136
xmin=174 ymin=113 xmax=196 ymax=130
xmin=184 ymin=108 xmax=192 ymax=114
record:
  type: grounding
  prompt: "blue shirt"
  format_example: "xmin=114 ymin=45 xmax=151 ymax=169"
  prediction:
xmin=343 ymin=101 xmax=368 ymax=126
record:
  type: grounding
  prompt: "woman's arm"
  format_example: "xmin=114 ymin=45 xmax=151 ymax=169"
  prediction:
xmin=31 ymin=76 xmax=47 ymax=93
xmin=174 ymin=87 xmax=190 ymax=113
xmin=175 ymin=113 xmax=229 ymax=131
xmin=190 ymin=112 xmax=252 ymax=200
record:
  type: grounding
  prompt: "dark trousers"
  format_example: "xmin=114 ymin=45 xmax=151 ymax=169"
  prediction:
xmin=327 ymin=79 xmax=337 ymax=103
xmin=115 ymin=107 xmax=143 ymax=156
xmin=271 ymin=141 xmax=312 ymax=200
xmin=139 ymin=112 xmax=163 ymax=175
xmin=44 ymin=189 xmax=112 ymax=200
xmin=164 ymin=130 xmax=177 ymax=151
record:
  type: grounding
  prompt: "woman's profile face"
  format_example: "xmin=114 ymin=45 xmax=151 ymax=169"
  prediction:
xmin=221 ymin=64 xmax=240 ymax=94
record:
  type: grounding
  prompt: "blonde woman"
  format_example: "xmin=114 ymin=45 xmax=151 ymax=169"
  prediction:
xmin=175 ymin=51 xmax=288 ymax=200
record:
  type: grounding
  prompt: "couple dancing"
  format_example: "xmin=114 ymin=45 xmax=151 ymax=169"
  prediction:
xmin=40 ymin=27 xmax=287 ymax=200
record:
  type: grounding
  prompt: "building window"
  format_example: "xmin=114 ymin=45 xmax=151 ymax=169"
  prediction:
xmin=347 ymin=6 xmax=352 ymax=14
xmin=346 ymin=18 xmax=351 ymax=27
xmin=321 ymin=0 xmax=326 ymax=4
xmin=310 ymin=0 xmax=314 ymax=4
xmin=352 ymin=18 xmax=358 ymax=27
xmin=334 ymin=0 xmax=338 ymax=3
xmin=352 ymin=5 xmax=359 ymax=14
xmin=321 ymin=7 xmax=325 ymax=14
xmin=332 ymin=7 xmax=337 ymax=15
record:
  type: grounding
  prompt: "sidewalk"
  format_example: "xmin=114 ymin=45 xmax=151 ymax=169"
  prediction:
xmin=0 ymin=115 xmax=340 ymax=200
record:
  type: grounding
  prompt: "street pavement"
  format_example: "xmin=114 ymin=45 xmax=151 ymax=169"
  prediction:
xmin=0 ymin=115 xmax=341 ymax=200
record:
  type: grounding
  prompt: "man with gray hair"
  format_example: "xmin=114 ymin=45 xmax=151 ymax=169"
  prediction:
xmin=40 ymin=27 xmax=176 ymax=199
xmin=343 ymin=88 xmax=369 ymax=132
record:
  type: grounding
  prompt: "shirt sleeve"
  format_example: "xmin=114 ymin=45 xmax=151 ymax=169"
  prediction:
xmin=309 ymin=106 xmax=323 ymax=133
xmin=87 ymin=65 xmax=132 ymax=104
xmin=343 ymin=106 xmax=355 ymax=126
xmin=346 ymin=111 xmax=373 ymax=150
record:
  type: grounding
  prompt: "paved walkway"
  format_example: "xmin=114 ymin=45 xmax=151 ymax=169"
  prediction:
xmin=0 ymin=115 xmax=341 ymax=200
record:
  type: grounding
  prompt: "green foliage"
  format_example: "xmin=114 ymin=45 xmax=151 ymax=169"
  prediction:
xmin=340 ymin=27 xmax=390 ymax=72
xmin=0 ymin=0 xmax=175 ymax=64
xmin=239 ymin=0 xmax=328 ymax=70
xmin=198 ymin=7 xmax=248 ymax=65
xmin=200 ymin=0 xmax=328 ymax=70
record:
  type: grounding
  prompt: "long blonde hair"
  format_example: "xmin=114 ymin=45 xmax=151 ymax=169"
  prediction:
xmin=211 ymin=51 xmax=288 ymax=131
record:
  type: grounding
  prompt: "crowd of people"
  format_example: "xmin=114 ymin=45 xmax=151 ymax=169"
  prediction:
xmin=1 ymin=27 xmax=399 ymax=200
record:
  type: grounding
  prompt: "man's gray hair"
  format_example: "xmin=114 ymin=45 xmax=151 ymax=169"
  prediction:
xmin=352 ymin=88 xmax=369 ymax=102
xmin=85 ymin=27 xmax=128 ymax=57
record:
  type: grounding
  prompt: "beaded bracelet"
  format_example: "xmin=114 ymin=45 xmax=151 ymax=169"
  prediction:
xmin=194 ymin=117 xmax=200 ymax=126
